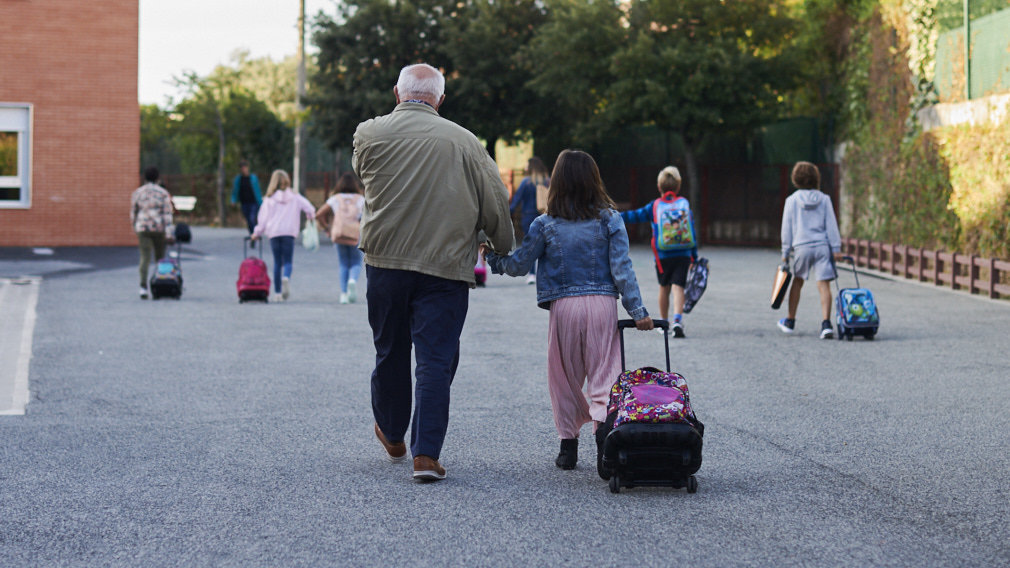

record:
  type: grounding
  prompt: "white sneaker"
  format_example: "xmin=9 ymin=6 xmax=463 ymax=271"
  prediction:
xmin=139 ymin=287 xmax=149 ymax=300
xmin=671 ymin=321 xmax=685 ymax=338
xmin=271 ymin=293 xmax=284 ymax=303
xmin=347 ymin=279 xmax=357 ymax=303
xmin=526 ymin=274 xmax=536 ymax=285
xmin=281 ymin=277 xmax=290 ymax=300
xmin=654 ymin=327 xmax=666 ymax=336
xmin=339 ymin=293 xmax=349 ymax=304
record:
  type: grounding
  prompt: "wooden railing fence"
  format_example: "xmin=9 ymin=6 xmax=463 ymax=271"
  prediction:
xmin=840 ymin=238 xmax=1010 ymax=300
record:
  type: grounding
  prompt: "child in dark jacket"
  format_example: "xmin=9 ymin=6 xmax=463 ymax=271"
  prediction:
xmin=620 ymin=166 xmax=697 ymax=338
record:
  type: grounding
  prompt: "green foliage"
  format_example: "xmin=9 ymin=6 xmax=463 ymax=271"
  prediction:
xmin=523 ymin=0 xmax=627 ymax=144
xmin=939 ymin=118 xmax=1010 ymax=258
xmin=439 ymin=0 xmax=549 ymax=155
xmin=607 ymin=0 xmax=797 ymax=144
xmin=210 ymin=49 xmax=309 ymax=124
xmin=170 ymin=74 xmax=292 ymax=175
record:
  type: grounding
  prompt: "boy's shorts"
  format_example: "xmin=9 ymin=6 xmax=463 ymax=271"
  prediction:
xmin=656 ymin=256 xmax=691 ymax=288
xmin=792 ymin=245 xmax=836 ymax=281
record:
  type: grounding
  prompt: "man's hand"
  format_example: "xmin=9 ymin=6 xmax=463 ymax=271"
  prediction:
xmin=635 ymin=316 xmax=654 ymax=331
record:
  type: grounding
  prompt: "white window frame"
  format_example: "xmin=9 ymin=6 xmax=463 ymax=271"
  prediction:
xmin=0 ymin=103 xmax=33 ymax=209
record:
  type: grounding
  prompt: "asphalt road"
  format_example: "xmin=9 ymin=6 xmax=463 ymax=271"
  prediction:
xmin=1 ymin=226 xmax=1008 ymax=566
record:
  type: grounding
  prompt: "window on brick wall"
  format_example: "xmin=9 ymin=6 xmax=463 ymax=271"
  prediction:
xmin=0 ymin=104 xmax=32 ymax=209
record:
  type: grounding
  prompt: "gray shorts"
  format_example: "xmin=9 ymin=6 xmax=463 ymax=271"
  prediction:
xmin=792 ymin=245 xmax=836 ymax=281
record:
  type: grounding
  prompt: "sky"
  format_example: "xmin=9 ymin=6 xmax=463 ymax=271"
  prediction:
xmin=138 ymin=0 xmax=334 ymax=106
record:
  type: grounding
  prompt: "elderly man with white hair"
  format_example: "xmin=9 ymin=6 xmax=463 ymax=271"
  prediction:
xmin=352 ymin=63 xmax=514 ymax=482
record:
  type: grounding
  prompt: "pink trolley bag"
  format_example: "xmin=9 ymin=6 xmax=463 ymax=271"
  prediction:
xmin=237 ymin=237 xmax=271 ymax=303
xmin=596 ymin=319 xmax=704 ymax=494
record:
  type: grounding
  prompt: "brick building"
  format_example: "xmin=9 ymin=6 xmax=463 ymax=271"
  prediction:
xmin=1 ymin=0 xmax=139 ymax=246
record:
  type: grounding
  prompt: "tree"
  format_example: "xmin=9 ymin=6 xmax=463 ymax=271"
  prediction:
xmin=171 ymin=72 xmax=293 ymax=225
xmin=523 ymin=0 xmax=628 ymax=145
xmin=310 ymin=0 xmax=457 ymax=152
xmin=439 ymin=0 xmax=549 ymax=158
xmin=604 ymin=0 xmax=798 ymax=206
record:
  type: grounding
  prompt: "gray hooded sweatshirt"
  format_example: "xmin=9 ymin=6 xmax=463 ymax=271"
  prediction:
xmin=780 ymin=189 xmax=841 ymax=259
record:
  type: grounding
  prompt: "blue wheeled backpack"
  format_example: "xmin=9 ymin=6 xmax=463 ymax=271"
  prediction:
xmin=835 ymin=256 xmax=879 ymax=340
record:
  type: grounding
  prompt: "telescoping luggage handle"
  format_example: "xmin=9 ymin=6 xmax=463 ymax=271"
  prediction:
xmin=618 ymin=319 xmax=670 ymax=373
xmin=243 ymin=236 xmax=264 ymax=259
xmin=833 ymin=255 xmax=860 ymax=291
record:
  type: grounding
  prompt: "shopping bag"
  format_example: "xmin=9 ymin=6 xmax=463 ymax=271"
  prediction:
xmin=301 ymin=219 xmax=320 ymax=252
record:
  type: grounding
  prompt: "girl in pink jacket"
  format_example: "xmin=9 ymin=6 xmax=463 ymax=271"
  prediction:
xmin=251 ymin=170 xmax=317 ymax=302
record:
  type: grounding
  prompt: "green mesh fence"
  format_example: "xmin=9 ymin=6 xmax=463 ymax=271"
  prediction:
xmin=935 ymin=6 xmax=1010 ymax=101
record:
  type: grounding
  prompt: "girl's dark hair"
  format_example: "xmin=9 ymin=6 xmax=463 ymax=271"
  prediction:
xmin=333 ymin=172 xmax=363 ymax=195
xmin=526 ymin=156 xmax=549 ymax=185
xmin=546 ymin=150 xmax=615 ymax=220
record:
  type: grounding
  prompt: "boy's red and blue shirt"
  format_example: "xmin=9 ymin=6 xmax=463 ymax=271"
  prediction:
xmin=620 ymin=192 xmax=698 ymax=266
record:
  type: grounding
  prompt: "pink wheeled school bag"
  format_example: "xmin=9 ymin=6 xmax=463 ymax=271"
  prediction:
xmin=596 ymin=319 xmax=704 ymax=494
xmin=237 ymin=237 xmax=271 ymax=303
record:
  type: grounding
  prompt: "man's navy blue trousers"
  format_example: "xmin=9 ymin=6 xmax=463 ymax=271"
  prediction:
xmin=366 ymin=266 xmax=468 ymax=460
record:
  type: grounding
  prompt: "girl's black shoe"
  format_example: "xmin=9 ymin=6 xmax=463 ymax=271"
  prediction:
xmin=555 ymin=438 xmax=578 ymax=470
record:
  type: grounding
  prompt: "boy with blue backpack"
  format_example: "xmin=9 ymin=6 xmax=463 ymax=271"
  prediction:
xmin=620 ymin=166 xmax=698 ymax=338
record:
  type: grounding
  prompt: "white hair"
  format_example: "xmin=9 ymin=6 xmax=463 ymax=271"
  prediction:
xmin=396 ymin=63 xmax=445 ymax=99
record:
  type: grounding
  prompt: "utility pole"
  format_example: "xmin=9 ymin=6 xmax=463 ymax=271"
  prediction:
xmin=293 ymin=0 xmax=307 ymax=193
xmin=964 ymin=0 xmax=971 ymax=101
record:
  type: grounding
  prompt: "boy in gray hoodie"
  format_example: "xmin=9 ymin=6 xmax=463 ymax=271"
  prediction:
xmin=778 ymin=161 xmax=843 ymax=339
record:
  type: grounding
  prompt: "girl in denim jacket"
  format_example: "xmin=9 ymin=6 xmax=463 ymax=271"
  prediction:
xmin=483 ymin=150 xmax=653 ymax=470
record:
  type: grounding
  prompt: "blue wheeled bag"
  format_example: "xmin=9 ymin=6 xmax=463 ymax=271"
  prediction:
xmin=596 ymin=320 xmax=704 ymax=494
xmin=835 ymin=255 xmax=879 ymax=340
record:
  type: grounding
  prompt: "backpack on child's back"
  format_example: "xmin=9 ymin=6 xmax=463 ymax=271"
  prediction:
xmin=330 ymin=194 xmax=362 ymax=246
xmin=535 ymin=180 xmax=549 ymax=213
xmin=653 ymin=196 xmax=695 ymax=251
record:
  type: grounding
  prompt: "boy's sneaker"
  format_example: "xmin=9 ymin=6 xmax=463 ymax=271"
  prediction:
xmin=139 ymin=287 xmax=149 ymax=300
xmin=654 ymin=327 xmax=666 ymax=336
xmin=347 ymin=279 xmax=357 ymax=303
xmin=820 ymin=320 xmax=834 ymax=339
xmin=339 ymin=293 xmax=349 ymax=304
xmin=526 ymin=274 xmax=536 ymax=285
xmin=671 ymin=321 xmax=685 ymax=338
xmin=777 ymin=318 xmax=795 ymax=334
xmin=281 ymin=277 xmax=290 ymax=300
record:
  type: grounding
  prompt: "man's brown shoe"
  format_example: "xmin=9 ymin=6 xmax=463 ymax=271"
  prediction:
xmin=412 ymin=455 xmax=446 ymax=481
xmin=374 ymin=423 xmax=407 ymax=463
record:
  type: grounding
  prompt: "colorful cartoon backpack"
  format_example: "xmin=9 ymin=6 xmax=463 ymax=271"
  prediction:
xmin=653 ymin=196 xmax=695 ymax=251
xmin=607 ymin=367 xmax=701 ymax=431
xmin=839 ymin=288 xmax=879 ymax=324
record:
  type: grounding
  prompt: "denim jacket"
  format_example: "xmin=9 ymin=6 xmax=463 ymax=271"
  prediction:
xmin=485 ymin=208 xmax=648 ymax=320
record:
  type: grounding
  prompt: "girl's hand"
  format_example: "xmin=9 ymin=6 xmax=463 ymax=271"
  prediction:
xmin=635 ymin=316 xmax=654 ymax=331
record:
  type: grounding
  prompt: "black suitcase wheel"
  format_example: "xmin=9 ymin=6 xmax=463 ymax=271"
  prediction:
xmin=686 ymin=475 xmax=698 ymax=494
xmin=609 ymin=476 xmax=620 ymax=494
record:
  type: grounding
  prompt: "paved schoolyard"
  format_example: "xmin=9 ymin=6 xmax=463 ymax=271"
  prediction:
xmin=1 ymin=226 xmax=1008 ymax=566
